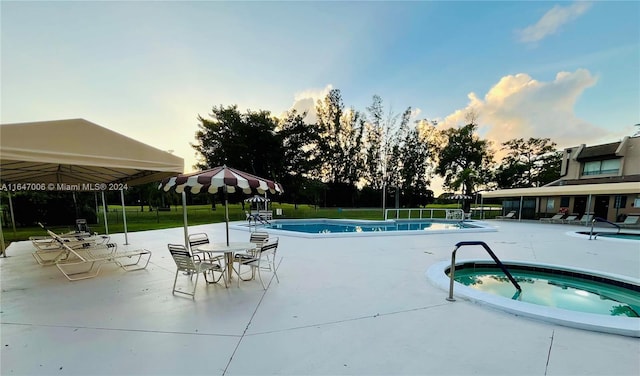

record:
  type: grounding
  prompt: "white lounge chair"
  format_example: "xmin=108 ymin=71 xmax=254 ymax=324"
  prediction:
xmin=32 ymin=230 xmax=111 ymax=265
xmin=617 ymin=215 xmax=640 ymax=228
xmin=496 ymin=211 xmax=516 ymax=220
xmin=540 ymin=213 xmax=564 ymax=223
xmin=55 ymin=241 xmax=151 ymax=281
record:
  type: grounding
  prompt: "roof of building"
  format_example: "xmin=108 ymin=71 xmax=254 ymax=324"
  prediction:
xmin=576 ymin=141 xmax=621 ymax=161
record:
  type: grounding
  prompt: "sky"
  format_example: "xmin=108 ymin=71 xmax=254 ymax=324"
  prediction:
xmin=2 ymin=1 xmax=639 ymax=196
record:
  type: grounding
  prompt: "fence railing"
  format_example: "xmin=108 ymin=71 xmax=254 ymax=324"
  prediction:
xmin=384 ymin=208 xmax=465 ymax=220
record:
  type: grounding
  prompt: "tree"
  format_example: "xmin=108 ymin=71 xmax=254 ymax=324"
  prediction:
xmin=495 ymin=137 xmax=560 ymax=188
xmin=314 ymin=89 xmax=365 ymax=185
xmin=364 ymin=95 xmax=384 ymax=189
xmin=277 ymin=109 xmax=321 ymax=206
xmin=191 ymin=105 xmax=283 ymax=180
xmin=436 ymin=116 xmax=493 ymax=196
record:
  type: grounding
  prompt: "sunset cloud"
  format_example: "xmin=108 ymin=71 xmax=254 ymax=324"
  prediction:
xmin=439 ymin=69 xmax=608 ymax=159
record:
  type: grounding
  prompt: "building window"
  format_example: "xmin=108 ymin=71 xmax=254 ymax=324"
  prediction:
xmin=546 ymin=198 xmax=555 ymax=211
xmin=582 ymin=159 xmax=620 ymax=176
xmin=560 ymin=196 xmax=570 ymax=207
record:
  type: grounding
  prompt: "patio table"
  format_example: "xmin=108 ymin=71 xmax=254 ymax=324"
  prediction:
xmin=194 ymin=242 xmax=257 ymax=284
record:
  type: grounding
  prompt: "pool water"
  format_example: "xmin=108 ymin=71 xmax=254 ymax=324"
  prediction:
xmin=576 ymin=231 xmax=640 ymax=241
xmin=264 ymin=219 xmax=478 ymax=234
xmin=453 ymin=267 xmax=640 ymax=317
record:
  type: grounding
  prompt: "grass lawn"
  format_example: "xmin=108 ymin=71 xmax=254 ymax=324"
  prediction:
xmin=1 ymin=202 xmax=501 ymax=244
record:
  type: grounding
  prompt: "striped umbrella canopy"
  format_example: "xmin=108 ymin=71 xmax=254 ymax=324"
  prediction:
xmin=159 ymin=165 xmax=283 ymax=195
xmin=158 ymin=165 xmax=283 ymax=245
xmin=448 ymin=194 xmax=472 ymax=200
xmin=448 ymin=193 xmax=472 ymax=210
xmin=244 ymin=194 xmax=271 ymax=210
xmin=244 ymin=195 xmax=270 ymax=203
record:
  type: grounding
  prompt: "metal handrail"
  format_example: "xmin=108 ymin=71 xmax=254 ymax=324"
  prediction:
xmin=589 ymin=217 xmax=621 ymax=240
xmin=247 ymin=214 xmax=271 ymax=226
xmin=446 ymin=241 xmax=521 ymax=302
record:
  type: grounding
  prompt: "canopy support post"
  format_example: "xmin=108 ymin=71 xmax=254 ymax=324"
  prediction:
xmin=101 ymin=191 xmax=109 ymax=234
xmin=120 ymin=189 xmax=129 ymax=245
xmin=0 ymin=194 xmax=5 ymax=257
xmin=8 ymin=191 xmax=16 ymax=235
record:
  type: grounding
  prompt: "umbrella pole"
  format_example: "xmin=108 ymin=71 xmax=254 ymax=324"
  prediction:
xmin=182 ymin=192 xmax=189 ymax=248
xmin=224 ymin=187 xmax=230 ymax=246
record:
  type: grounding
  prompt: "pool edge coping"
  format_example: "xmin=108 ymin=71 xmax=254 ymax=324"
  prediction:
xmin=229 ymin=218 xmax=497 ymax=238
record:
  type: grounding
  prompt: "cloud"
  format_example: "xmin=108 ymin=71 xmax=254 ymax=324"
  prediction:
xmin=287 ymin=85 xmax=334 ymax=124
xmin=439 ymin=69 xmax=607 ymax=159
xmin=517 ymin=2 xmax=592 ymax=43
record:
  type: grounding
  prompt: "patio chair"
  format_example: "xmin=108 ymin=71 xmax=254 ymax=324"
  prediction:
xmin=234 ymin=238 xmax=279 ymax=289
xmin=188 ymin=233 xmax=225 ymax=263
xmin=168 ymin=244 xmax=226 ymax=298
xmin=249 ymin=231 xmax=270 ymax=247
xmin=495 ymin=211 xmax=516 ymax=220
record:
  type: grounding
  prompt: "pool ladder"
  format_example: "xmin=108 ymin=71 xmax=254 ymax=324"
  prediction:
xmin=446 ymin=241 xmax=522 ymax=302
xmin=589 ymin=217 xmax=621 ymax=240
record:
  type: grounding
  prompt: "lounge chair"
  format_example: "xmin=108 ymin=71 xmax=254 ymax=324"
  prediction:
xmin=32 ymin=229 xmax=111 ymax=265
xmin=55 ymin=241 xmax=151 ymax=281
xmin=617 ymin=215 xmax=640 ymax=228
xmin=495 ymin=211 xmax=516 ymax=220
xmin=561 ymin=214 xmax=579 ymax=224
xmin=540 ymin=213 xmax=565 ymax=223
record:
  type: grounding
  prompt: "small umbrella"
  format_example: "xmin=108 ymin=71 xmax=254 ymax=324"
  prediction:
xmin=448 ymin=193 xmax=472 ymax=209
xmin=244 ymin=195 xmax=270 ymax=210
xmin=159 ymin=165 xmax=283 ymax=245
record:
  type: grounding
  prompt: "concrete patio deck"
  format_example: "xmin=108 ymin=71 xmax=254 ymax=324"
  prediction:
xmin=1 ymin=220 xmax=639 ymax=375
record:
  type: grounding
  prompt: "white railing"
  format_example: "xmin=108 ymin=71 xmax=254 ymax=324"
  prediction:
xmin=384 ymin=208 xmax=465 ymax=220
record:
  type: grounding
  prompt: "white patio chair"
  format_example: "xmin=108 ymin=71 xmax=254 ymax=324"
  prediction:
xmin=234 ymin=239 xmax=279 ymax=289
xmin=188 ymin=233 xmax=224 ymax=263
xmin=168 ymin=244 xmax=226 ymax=298
xmin=249 ymin=231 xmax=270 ymax=247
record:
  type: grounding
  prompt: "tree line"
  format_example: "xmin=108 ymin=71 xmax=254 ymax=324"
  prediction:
xmin=192 ymin=88 xmax=561 ymax=208
xmin=1 ymin=88 xmax=561 ymax=226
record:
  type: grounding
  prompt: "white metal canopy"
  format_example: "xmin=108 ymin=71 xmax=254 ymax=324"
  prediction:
xmin=0 ymin=119 xmax=184 ymax=185
xmin=0 ymin=118 xmax=184 ymax=255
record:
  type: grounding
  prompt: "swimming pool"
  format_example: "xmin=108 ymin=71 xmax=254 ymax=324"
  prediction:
xmin=427 ymin=260 xmax=640 ymax=337
xmin=575 ymin=231 xmax=640 ymax=241
xmin=234 ymin=218 xmax=496 ymax=238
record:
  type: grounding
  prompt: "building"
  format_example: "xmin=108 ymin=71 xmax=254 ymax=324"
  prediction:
xmin=482 ymin=136 xmax=640 ymax=222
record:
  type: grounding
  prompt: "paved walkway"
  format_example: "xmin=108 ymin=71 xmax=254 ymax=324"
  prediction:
xmin=1 ymin=220 xmax=639 ymax=375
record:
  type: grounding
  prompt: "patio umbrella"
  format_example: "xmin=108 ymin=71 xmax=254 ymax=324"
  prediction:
xmin=244 ymin=195 xmax=270 ymax=210
xmin=158 ymin=165 xmax=283 ymax=246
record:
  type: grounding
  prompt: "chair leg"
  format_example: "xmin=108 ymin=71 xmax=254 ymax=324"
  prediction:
xmin=172 ymin=270 xmax=179 ymax=295
xmin=191 ymin=271 xmax=199 ymax=299
xmin=271 ymin=256 xmax=279 ymax=284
